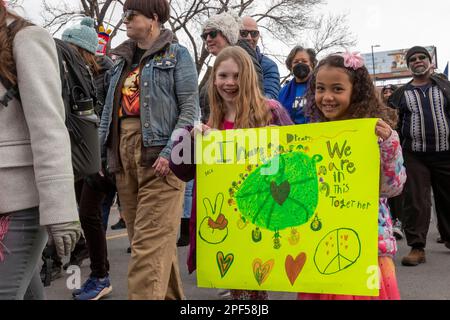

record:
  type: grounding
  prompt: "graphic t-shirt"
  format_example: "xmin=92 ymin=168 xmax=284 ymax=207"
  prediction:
xmin=278 ymin=80 xmax=308 ymax=125
xmin=120 ymin=48 xmax=146 ymax=118
xmin=293 ymin=83 xmax=308 ymax=113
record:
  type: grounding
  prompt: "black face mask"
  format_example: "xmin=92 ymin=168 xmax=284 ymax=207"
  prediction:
xmin=293 ymin=63 xmax=311 ymax=82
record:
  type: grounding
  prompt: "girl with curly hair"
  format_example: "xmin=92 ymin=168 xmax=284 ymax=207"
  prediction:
xmin=299 ymin=53 xmax=406 ymax=300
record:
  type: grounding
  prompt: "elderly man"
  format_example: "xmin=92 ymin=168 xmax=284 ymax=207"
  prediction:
xmin=389 ymin=46 xmax=450 ymax=266
xmin=239 ymin=16 xmax=280 ymax=100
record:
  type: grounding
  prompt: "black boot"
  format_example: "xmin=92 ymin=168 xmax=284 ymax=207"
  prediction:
xmin=177 ymin=218 xmax=190 ymax=247
xmin=111 ymin=218 xmax=126 ymax=230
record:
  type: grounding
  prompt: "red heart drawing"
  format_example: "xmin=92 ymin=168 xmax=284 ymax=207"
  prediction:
xmin=285 ymin=253 xmax=307 ymax=286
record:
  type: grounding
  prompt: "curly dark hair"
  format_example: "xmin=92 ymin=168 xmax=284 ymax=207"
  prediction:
xmin=304 ymin=54 xmax=398 ymax=128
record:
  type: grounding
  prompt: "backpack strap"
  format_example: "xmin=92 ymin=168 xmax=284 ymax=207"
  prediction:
xmin=0 ymin=75 xmax=20 ymax=108
xmin=56 ymin=40 xmax=96 ymax=117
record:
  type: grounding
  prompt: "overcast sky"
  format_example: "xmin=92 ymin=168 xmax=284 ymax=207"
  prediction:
xmin=326 ymin=0 xmax=449 ymax=71
xmin=15 ymin=0 xmax=450 ymax=77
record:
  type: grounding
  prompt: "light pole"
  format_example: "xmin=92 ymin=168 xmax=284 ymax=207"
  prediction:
xmin=371 ymin=45 xmax=380 ymax=84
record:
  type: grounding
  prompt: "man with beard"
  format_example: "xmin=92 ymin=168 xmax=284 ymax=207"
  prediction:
xmin=389 ymin=46 xmax=450 ymax=266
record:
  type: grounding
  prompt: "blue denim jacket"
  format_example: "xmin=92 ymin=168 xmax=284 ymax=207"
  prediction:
xmin=99 ymin=41 xmax=200 ymax=162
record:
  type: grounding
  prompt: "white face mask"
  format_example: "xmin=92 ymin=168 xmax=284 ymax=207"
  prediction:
xmin=410 ymin=64 xmax=434 ymax=76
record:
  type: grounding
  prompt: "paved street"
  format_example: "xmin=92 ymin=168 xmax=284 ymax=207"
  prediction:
xmin=45 ymin=206 xmax=450 ymax=300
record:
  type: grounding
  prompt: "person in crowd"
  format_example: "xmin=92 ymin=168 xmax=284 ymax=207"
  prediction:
xmin=239 ymin=16 xmax=280 ymax=100
xmin=200 ymin=11 xmax=263 ymax=123
xmin=55 ymin=17 xmax=115 ymax=300
xmin=99 ymin=0 xmax=199 ymax=300
xmin=170 ymin=46 xmax=294 ymax=300
xmin=187 ymin=11 xmax=266 ymax=254
xmin=381 ymin=84 xmax=398 ymax=105
xmin=177 ymin=180 xmax=193 ymax=247
xmin=279 ymin=46 xmax=317 ymax=124
xmin=389 ymin=46 xmax=450 ymax=266
xmin=0 ymin=2 xmax=81 ymax=300
xmin=300 ymin=52 xmax=406 ymax=300
xmin=380 ymin=84 xmax=404 ymax=240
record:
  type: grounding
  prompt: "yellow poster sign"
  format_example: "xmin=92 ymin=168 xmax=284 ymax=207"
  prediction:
xmin=196 ymin=119 xmax=380 ymax=297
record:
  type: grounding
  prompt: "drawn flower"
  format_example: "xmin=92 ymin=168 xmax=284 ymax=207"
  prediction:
xmin=235 ymin=152 xmax=320 ymax=232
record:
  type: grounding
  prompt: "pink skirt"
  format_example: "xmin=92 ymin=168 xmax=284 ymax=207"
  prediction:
xmin=298 ymin=257 xmax=400 ymax=300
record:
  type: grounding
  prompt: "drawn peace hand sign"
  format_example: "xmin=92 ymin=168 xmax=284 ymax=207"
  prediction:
xmin=199 ymin=193 xmax=229 ymax=245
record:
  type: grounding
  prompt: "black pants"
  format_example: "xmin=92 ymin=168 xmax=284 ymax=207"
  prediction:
xmin=402 ymin=151 xmax=450 ymax=248
xmin=388 ymin=195 xmax=404 ymax=221
xmin=75 ymin=175 xmax=112 ymax=278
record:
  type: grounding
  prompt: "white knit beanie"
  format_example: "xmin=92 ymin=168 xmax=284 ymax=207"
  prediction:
xmin=202 ymin=12 xmax=241 ymax=45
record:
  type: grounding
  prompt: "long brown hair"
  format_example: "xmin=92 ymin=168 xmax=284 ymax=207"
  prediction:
xmin=208 ymin=46 xmax=272 ymax=129
xmin=0 ymin=4 xmax=33 ymax=85
xmin=69 ymin=44 xmax=100 ymax=75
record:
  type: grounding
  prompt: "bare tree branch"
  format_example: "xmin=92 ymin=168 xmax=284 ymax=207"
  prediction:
xmin=40 ymin=0 xmax=357 ymax=84
xmin=7 ymin=0 xmax=23 ymax=7
xmin=309 ymin=13 xmax=357 ymax=55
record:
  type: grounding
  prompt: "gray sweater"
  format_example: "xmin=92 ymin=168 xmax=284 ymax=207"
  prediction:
xmin=0 ymin=20 xmax=78 ymax=226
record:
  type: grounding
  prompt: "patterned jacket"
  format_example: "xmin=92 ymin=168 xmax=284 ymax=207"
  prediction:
xmin=378 ymin=131 xmax=407 ymax=257
xmin=389 ymin=74 xmax=450 ymax=153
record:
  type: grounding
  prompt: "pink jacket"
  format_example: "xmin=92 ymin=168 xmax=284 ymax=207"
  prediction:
xmin=377 ymin=131 xmax=406 ymax=257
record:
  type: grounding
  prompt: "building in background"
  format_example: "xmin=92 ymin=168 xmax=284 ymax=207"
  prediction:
xmin=362 ymin=46 xmax=438 ymax=86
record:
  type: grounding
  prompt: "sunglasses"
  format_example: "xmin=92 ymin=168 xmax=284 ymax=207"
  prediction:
xmin=201 ymin=30 xmax=222 ymax=41
xmin=122 ymin=10 xmax=140 ymax=21
xmin=409 ymin=54 xmax=428 ymax=63
xmin=240 ymin=30 xmax=260 ymax=38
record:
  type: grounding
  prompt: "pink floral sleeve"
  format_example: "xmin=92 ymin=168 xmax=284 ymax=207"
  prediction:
xmin=377 ymin=130 xmax=406 ymax=257
xmin=379 ymin=130 xmax=406 ymax=199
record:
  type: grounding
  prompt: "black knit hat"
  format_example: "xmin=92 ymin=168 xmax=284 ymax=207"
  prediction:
xmin=123 ymin=0 xmax=170 ymax=24
xmin=406 ymin=46 xmax=431 ymax=66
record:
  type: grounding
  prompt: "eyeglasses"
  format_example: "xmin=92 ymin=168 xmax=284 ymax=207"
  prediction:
xmin=239 ymin=30 xmax=260 ymax=38
xmin=408 ymin=54 xmax=428 ymax=63
xmin=201 ymin=30 xmax=221 ymax=41
xmin=122 ymin=10 xmax=140 ymax=21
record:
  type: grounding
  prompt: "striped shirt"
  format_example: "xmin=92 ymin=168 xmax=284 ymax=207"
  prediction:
xmin=399 ymin=83 xmax=450 ymax=153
